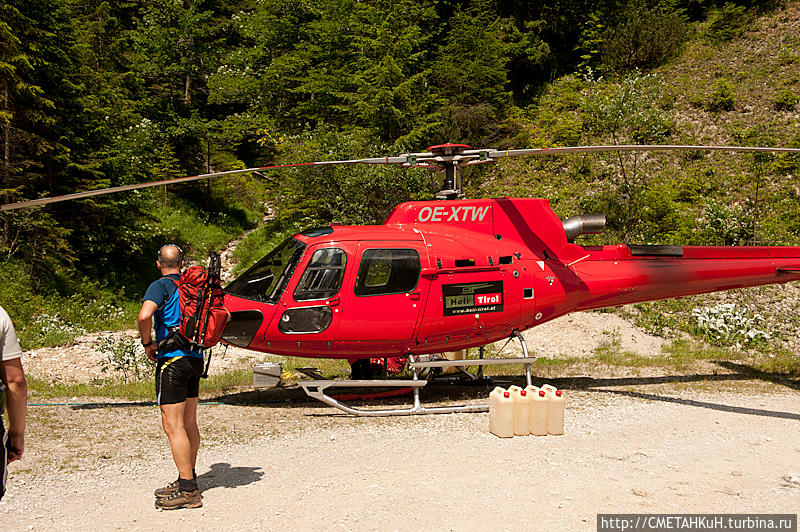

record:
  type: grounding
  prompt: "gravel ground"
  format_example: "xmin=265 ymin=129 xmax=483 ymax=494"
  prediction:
xmin=4 ymin=310 xmax=800 ymax=530
xmin=1 ymin=388 xmax=799 ymax=531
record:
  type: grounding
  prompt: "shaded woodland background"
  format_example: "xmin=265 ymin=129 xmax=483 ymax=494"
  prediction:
xmin=2 ymin=0 xmax=799 ymax=348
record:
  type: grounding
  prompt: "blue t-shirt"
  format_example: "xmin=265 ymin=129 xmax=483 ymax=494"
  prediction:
xmin=142 ymin=273 xmax=203 ymax=359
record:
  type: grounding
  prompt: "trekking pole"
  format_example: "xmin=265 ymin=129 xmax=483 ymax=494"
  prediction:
xmin=197 ymin=252 xmax=219 ymax=346
xmin=199 ymin=252 xmax=220 ymax=378
xmin=193 ymin=284 xmax=208 ymax=346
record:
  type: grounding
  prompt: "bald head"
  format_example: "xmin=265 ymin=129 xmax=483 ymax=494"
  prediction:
xmin=157 ymin=244 xmax=183 ymax=270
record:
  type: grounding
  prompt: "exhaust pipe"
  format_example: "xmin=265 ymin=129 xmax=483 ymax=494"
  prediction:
xmin=562 ymin=214 xmax=606 ymax=243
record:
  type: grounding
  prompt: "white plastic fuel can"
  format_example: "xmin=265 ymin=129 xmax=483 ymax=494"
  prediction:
xmin=531 ymin=389 xmax=549 ymax=436
xmin=510 ymin=387 xmax=531 ymax=436
xmin=489 ymin=387 xmax=514 ymax=438
xmin=541 ymin=383 xmax=557 ymax=398
xmin=547 ymin=389 xmax=565 ymax=435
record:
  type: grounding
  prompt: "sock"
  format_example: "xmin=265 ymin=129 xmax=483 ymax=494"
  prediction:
xmin=179 ymin=477 xmax=198 ymax=492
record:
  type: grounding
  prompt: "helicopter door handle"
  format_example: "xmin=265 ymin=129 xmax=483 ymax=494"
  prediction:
xmin=327 ymin=297 xmax=340 ymax=307
xmin=409 ymin=293 xmax=420 ymax=300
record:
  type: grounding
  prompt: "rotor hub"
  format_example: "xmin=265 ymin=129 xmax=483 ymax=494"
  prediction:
xmin=425 ymin=144 xmax=471 ymax=200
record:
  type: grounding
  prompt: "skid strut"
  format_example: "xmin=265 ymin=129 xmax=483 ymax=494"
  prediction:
xmin=298 ymin=331 xmax=536 ymax=416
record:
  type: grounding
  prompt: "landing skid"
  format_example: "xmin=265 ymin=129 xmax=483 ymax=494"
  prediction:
xmin=298 ymin=331 xmax=535 ymax=416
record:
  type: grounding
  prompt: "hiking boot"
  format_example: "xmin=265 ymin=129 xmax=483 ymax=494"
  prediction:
xmin=154 ymin=489 xmax=203 ymax=510
xmin=154 ymin=478 xmax=180 ymax=499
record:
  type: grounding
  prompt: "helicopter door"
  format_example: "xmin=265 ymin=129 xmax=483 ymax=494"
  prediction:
xmin=267 ymin=245 xmax=350 ymax=354
xmin=335 ymin=244 xmax=427 ymax=354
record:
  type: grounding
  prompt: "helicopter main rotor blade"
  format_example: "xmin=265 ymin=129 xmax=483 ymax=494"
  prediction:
xmin=0 ymin=156 xmax=412 ymax=212
xmin=4 ymin=143 xmax=799 ymax=211
xmin=483 ymin=144 xmax=800 ymax=161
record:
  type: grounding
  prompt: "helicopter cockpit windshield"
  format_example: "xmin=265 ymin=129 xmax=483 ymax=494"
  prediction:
xmin=225 ymin=237 xmax=306 ymax=303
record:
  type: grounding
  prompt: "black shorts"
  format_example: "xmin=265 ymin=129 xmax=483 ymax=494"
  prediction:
xmin=155 ymin=356 xmax=204 ymax=405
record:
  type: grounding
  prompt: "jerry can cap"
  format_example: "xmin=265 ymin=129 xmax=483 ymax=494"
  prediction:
xmin=521 ymin=390 xmax=527 ymax=396
xmin=556 ymin=390 xmax=562 ymax=397
xmin=539 ymin=390 xmax=545 ymax=397
xmin=503 ymin=391 xmax=510 ymax=398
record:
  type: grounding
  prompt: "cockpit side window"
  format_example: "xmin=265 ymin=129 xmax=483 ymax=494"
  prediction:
xmin=293 ymin=247 xmax=347 ymax=301
xmin=225 ymin=238 xmax=306 ymax=303
xmin=355 ymin=248 xmax=420 ymax=296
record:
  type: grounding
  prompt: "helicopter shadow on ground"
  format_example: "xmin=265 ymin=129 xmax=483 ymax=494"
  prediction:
xmin=529 ymin=360 xmax=800 ymax=421
xmin=197 ymin=462 xmax=265 ymax=492
xmin=587 ymin=388 xmax=800 ymax=420
xmin=211 ymin=360 xmax=800 ymax=420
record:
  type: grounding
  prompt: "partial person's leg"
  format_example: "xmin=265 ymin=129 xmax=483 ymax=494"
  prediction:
xmin=1 ymin=419 xmax=7 ymax=501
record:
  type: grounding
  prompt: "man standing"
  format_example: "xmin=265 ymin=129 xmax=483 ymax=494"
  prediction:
xmin=0 ymin=304 xmax=27 ymax=502
xmin=138 ymin=244 xmax=203 ymax=510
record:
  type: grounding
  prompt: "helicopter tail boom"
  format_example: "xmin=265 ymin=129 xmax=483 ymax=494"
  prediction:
xmin=572 ymin=245 xmax=800 ymax=311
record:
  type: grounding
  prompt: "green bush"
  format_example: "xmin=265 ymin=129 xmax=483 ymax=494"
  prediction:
xmin=778 ymin=47 xmax=799 ymax=66
xmin=551 ymin=118 xmax=583 ymax=145
xmin=0 ymin=259 xmax=141 ymax=349
xmin=705 ymin=80 xmax=736 ymax=111
xmin=773 ymin=89 xmax=798 ymax=111
xmin=97 ymin=336 xmax=155 ymax=382
xmin=602 ymin=1 xmax=688 ymax=71
xmin=584 ymin=73 xmax=672 ymax=143
xmin=692 ymin=303 xmax=771 ymax=349
xmin=705 ymin=3 xmax=749 ymax=43
xmin=699 ymin=200 xmax=754 ymax=245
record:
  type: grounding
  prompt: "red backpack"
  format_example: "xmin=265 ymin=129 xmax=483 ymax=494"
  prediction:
xmin=162 ymin=252 xmax=230 ymax=351
xmin=178 ymin=259 xmax=229 ymax=348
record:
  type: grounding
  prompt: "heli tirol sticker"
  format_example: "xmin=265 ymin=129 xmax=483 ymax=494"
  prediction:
xmin=442 ymin=281 xmax=504 ymax=316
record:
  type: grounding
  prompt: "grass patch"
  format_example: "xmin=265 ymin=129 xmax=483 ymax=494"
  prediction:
xmin=27 ymin=368 xmax=254 ymax=402
xmin=280 ymin=356 xmax=352 ymax=380
xmin=200 ymin=368 xmax=255 ymax=395
xmin=27 ymin=376 xmax=156 ymax=402
xmin=750 ymin=348 xmax=800 ymax=376
xmin=592 ymin=333 xmax=742 ymax=370
xmin=661 ymin=338 xmax=740 ymax=369
xmin=147 ymin=194 xmax=260 ymax=261
xmin=230 ymin=218 xmax=303 ymax=275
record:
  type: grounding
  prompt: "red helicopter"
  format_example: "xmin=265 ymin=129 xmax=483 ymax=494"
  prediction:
xmin=5 ymin=142 xmax=800 ymax=415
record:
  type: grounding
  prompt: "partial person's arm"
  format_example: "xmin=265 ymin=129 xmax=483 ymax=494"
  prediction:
xmin=0 ymin=357 xmax=27 ymax=463
xmin=138 ymin=301 xmax=159 ymax=361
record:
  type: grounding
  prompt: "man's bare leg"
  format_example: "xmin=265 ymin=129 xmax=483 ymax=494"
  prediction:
xmin=155 ymin=400 xmax=203 ymax=509
xmin=160 ymin=401 xmax=194 ymax=480
xmin=183 ymin=397 xmax=200 ymax=473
